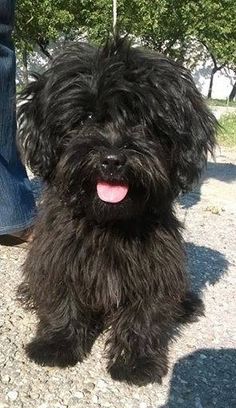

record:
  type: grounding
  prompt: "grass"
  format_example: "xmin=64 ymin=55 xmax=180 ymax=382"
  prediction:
xmin=208 ymin=98 xmax=236 ymax=107
xmin=218 ymin=114 xmax=236 ymax=146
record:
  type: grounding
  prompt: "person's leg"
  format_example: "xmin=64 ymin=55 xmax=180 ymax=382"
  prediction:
xmin=0 ymin=0 xmax=36 ymax=236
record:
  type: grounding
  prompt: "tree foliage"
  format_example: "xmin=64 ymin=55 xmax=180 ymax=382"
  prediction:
xmin=186 ymin=0 xmax=236 ymax=68
xmin=122 ymin=0 xmax=190 ymax=59
xmin=184 ymin=0 xmax=236 ymax=97
xmin=15 ymin=0 xmax=236 ymax=62
xmin=15 ymin=0 xmax=81 ymax=55
xmin=15 ymin=0 xmax=236 ymax=97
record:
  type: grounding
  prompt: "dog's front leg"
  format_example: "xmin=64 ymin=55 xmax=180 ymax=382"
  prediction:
xmin=24 ymin=290 xmax=102 ymax=368
xmin=106 ymin=302 xmax=172 ymax=386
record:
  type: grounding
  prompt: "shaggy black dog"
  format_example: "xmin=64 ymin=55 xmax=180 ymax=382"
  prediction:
xmin=17 ymin=37 xmax=217 ymax=386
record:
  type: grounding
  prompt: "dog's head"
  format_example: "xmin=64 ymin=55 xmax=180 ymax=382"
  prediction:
xmin=18 ymin=37 xmax=217 ymax=222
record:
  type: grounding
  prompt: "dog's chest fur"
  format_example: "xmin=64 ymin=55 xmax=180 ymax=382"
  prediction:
xmin=35 ymin=193 xmax=187 ymax=313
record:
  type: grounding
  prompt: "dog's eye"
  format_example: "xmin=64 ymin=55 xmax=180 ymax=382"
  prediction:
xmin=123 ymin=143 xmax=136 ymax=150
xmin=81 ymin=113 xmax=94 ymax=126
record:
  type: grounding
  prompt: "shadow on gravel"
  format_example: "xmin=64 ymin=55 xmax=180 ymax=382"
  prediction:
xmin=186 ymin=243 xmax=229 ymax=292
xmin=179 ymin=161 xmax=236 ymax=210
xmin=163 ymin=349 xmax=236 ymax=408
xmin=205 ymin=162 xmax=236 ymax=183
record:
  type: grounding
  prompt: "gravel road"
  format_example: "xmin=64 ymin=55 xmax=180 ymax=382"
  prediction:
xmin=0 ymin=147 xmax=235 ymax=408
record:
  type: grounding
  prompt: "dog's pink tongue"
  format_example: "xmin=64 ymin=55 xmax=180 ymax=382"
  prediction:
xmin=97 ymin=182 xmax=128 ymax=203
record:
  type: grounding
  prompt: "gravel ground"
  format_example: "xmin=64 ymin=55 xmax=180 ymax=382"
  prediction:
xmin=0 ymin=147 xmax=235 ymax=408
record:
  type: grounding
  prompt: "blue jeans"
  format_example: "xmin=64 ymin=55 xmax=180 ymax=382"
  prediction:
xmin=0 ymin=0 xmax=36 ymax=234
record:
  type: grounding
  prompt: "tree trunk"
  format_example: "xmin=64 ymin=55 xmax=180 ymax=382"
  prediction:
xmin=207 ymin=64 xmax=226 ymax=99
xmin=22 ymin=48 xmax=29 ymax=85
xmin=37 ymin=41 xmax=52 ymax=60
xmin=200 ymin=42 xmax=226 ymax=100
xmin=229 ymin=81 xmax=236 ymax=101
xmin=207 ymin=67 xmax=217 ymax=99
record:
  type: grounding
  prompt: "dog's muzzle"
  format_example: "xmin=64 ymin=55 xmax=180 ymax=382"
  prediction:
xmin=97 ymin=152 xmax=128 ymax=203
xmin=101 ymin=152 xmax=126 ymax=173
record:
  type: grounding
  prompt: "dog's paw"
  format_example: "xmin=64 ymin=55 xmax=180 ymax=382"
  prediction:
xmin=25 ymin=338 xmax=83 ymax=368
xmin=178 ymin=291 xmax=205 ymax=323
xmin=108 ymin=356 xmax=168 ymax=386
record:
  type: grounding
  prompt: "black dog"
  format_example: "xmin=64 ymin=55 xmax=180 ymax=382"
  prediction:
xmin=18 ymin=37 xmax=217 ymax=386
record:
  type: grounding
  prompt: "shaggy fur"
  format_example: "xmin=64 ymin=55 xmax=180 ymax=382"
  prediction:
xmin=17 ymin=37 xmax=217 ymax=386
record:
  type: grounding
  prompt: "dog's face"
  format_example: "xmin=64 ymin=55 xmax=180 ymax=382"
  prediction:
xmin=18 ymin=37 xmax=217 ymax=223
xmin=54 ymin=122 xmax=171 ymax=222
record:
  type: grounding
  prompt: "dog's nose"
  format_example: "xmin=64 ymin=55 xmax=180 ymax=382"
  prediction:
xmin=101 ymin=153 xmax=126 ymax=173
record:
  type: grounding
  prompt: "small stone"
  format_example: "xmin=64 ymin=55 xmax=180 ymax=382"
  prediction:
xmin=97 ymin=379 xmax=108 ymax=389
xmin=74 ymin=391 xmax=84 ymax=399
xmin=204 ymin=206 xmax=222 ymax=215
xmin=84 ymin=382 xmax=95 ymax=391
xmin=0 ymin=352 xmax=6 ymax=365
xmin=68 ymin=397 xmax=84 ymax=406
xmin=83 ymin=389 xmax=91 ymax=395
xmin=92 ymin=395 xmax=99 ymax=404
xmin=1 ymin=375 xmax=10 ymax=384
xmin=177 ymin=397 xmax=184 ymax=403
xmin=7 ymin=390 xmax=18 ymax=401
xmin=195 ymin=397 xmax=204 ymax=408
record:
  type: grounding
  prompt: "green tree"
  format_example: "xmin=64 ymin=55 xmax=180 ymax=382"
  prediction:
xmin=123 ymin=0 xmax=190 ymax=60
xmin=185 ymin=0 xmax=236 ymax=98
xmin=15 ymin=0 xmax=81 ymax=82
xmin=124 ymin=0 xmax=236 ymax=98
xmin=15 ymin=0 xmax=236 ymax=99
xmin=79 ymin=0 xmax=191 ymax=61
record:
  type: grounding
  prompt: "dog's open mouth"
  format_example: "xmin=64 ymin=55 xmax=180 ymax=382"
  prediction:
xmin=96 ymin=182 xmax=129 ymax=203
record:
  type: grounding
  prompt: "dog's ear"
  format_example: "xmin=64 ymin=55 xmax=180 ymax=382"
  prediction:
xmin=18 ymin=43 xmax=97 ymax=180
xmin=135 ymin=51 xmax=217 ymax=195
xmin=167 ymin=67 xmax=217 ymax=195
xmin=18 ymin=73 xmax=57 ymax=180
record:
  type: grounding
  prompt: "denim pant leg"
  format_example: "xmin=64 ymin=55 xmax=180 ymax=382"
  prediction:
xmin=0 ymin=0 xmax=36 ymax=234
